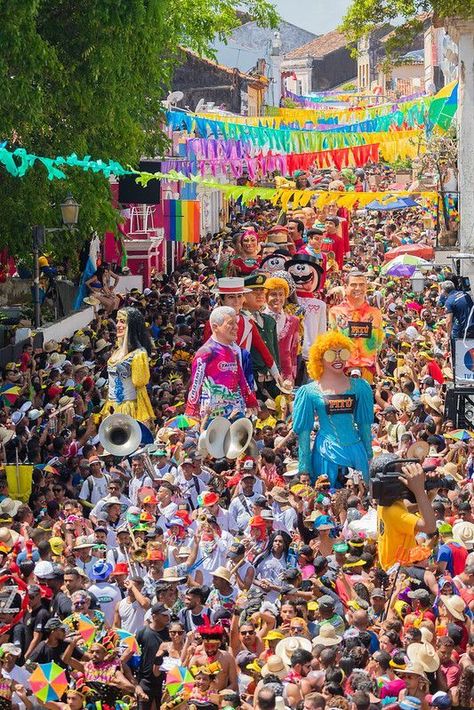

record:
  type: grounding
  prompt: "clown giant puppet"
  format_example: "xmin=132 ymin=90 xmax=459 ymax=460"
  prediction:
xmin=285 ymin=255 xmax=327 ymax=368
xmin=328 ymin=269 xmax=384 ymax=383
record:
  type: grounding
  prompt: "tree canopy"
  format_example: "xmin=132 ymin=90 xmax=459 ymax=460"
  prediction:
xmin=340 ymin=0 xmax=474 ymax=62
xmin=0 ymin=0 xmax=278 ymax=261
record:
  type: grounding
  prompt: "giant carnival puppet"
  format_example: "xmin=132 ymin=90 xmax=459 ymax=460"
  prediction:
xmin=263 ymin=276 xmax=299 ymax=383
xmin=186 ymin=306 xmax=258 ymax=421
xmin=229 ymin=229 xmax=260 ymax=275
xmin=329 ymin=269 xmax=384 ymax=383
xmin=102 ymin=307 xmax=154 ymax=423
xmin=293 ymin=331 xmax=373 ymax=488
xmin=285 ymin=254 xmax=327 ymax=368
xmin=202 ymin=278 xmax=281 ymax=387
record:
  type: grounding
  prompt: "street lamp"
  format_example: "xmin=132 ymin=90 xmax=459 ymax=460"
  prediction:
xmin=32 ymin=194 xmax=80 ymax=328
xmin=410 ymin=268 xmax=425 ymax=294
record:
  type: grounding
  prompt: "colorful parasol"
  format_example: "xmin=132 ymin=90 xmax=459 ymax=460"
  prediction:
xmin=444 ymin=429 xmax=474 ymax=441
xmin=63 ymin=613 xmax=96 ymax=647
xmin=29 ymin=661 xmax=68 ymax=702
xmin=164 ymin=414 xmax=199 ymax=430
xmin=166 ymin=665 xmax=195 ymax=697
xmin=0 ymin=384 xmax=21 ymax=408
xmin=384 ymin=243 xmax=435 ymax=262
xmin=116 ymin=628 xmax=140 ymax=655
xmin=380 ymin=255 xmax=430 ymax=277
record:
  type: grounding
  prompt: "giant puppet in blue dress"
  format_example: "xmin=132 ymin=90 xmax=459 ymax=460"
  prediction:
xmin=293 ymin=331 xmax=373 ymax=488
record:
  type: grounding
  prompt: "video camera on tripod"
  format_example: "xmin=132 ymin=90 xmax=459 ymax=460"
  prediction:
xmin=370 ymin=453 xmax=456 ymax=506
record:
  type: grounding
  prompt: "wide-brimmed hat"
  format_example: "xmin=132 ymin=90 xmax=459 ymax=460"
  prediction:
xmin=73 ymin=536 xmax=95 ymax=550
xmin=276 ymin=379 xmax=294 ymax=395
xmin=395 ymin=662 xmax=428 ymax=681
xmin=421 ymin=394 xmax=444 ymax=415
xmin=275 ymin=636 xmax=312 ymax=666
xmin=407 ymin=441 xmax=430 ymax=462
xmin=438 ymin=462 xmax=463 ymax=483
xmin=453 ymin=521 xmax=474 ymax=550
xmin=268 ymin=486 xmax=289 ymax=504
xmin=48 ymin=352 xmax=66 ymax=369
xmin=28 ymin=408 xmax=44 ymax=422
xmin=0 ymin=428 xmax=15 ymax=446
xmin=162 ymin=567 xmax=187 ymax=583
xmin=43 ymin=340 xmax=60 ymax=353
xmin=392 ymin=393 xmax=412 ymax=413
xmin=312 ymin=624 xmax=342 ymax=647
xmin=0 ymin=527 xmax=20 ymax=548
xmin=261 ymin=654 xmax=289 ymax=679
xmin=94 ymin=339 xmax=110 ymax=353
xmin=407 ymin=642 xmax=440 ymax=673
xmin=0 ymin=498 xmax=22 ymax=518
xmin=440 ymin=594 xmax=466 ymax=621
xmin=212 ymin=566 xmax=232 ymax=583
xmin=266 ymin=226 xmax=290 ymax=246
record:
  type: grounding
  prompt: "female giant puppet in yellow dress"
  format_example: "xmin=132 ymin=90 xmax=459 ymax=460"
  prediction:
xmin=102 ymin=307 xmax=154 ymax=423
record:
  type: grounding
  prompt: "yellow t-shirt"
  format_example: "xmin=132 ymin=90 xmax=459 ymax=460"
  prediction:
xmin=377 ymin=501 xmax=419 ymax=570
xmin=256 ymin=414 xmax=277 ymax=430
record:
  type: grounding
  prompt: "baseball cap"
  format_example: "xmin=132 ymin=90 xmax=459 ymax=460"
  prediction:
xmin=227 ymin=543 xmax=245 ymax=559
xmin=151 ymin=603 xmax=171 ymax=616
xmin=318 ymin=595 xmax=335 ymax=609
xmin=45 ymin=618 xmax=67 ymax=631
xmin=370 ymin=588 xmax=386 ymax=598
xmin=428 ymin=693 xmax=451 ymax=709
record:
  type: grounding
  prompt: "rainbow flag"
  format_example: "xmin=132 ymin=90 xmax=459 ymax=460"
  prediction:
xmin=163 ymin=199 xmax=200 ymax=243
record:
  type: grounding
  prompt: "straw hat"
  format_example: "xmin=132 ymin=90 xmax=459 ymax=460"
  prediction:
xmin=421 ymin=394 xmax=444 ymax=415
xmin=438 ymin=462 xmax=463 ymax=483
xmin=94 ymin=339 xmax=110 ymax=353
xmin=312 ymin=625 xmax=342 ymax=647
xmin=407 ymin=642 xmax=440 ymax=673
xmin=0 ymin=528 xmax=20 ymax=548
xmin=392 ymin=393 xmax=412 ymax=413
xmin=162 ymin=567 xmax=187 ymax=583
xmin=43 ymin=340 xmax=60 ymax=353
xmin=452 ymin=521 xmax=474 ymax=550
xmin=212 ymin=566 xmax=232 ymax=583
xmin=48 ymin=352 xmax=66 ymax=368
xmin=440 ymin=594 xmax=466 ymax=621
xmin=407 ymin=441 xmax=430 ymax=462
xmin=275 ymin=636 xmax=312 ymax=666
xmin=395 ymin=662 xmax=428 ymax=681
xmin=0 ymin=498 xmax=21 ymax=518
xmin=0 ymin=428 xmax=14 ymax=446
xmin=261 ymin=655 xmax=289 ymax=679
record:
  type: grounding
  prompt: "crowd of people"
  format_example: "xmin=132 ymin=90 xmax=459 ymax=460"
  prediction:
xmin=0 ymin=162 xmax=473 ymax=710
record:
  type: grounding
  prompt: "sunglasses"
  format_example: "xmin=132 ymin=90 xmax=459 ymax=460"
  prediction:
xmin=169 ymin=630 xmax=184 ymax=635
xmin=323 ymin=348 xmax=351 ymax=363
xmin=241 ymin=630 xmax=254 ymax=635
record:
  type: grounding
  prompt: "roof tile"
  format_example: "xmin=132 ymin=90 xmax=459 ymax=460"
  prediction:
xmin=284 ymin=30 xmax=350 ymax=60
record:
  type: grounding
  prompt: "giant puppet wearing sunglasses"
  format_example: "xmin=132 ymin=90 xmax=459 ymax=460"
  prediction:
xmin=293 ymin=331 xmax=373 ymax=488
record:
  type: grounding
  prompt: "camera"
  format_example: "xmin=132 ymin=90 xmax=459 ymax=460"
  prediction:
xmin=370 ymin=454 xmax=456 ymax=506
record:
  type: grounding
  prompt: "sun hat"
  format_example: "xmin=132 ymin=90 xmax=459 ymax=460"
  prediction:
xmin=11 ymin=411 xmax=24 ymax=426
xmin=312 ymin=625 xmax=342 ymax=647
xmin=0 ymin=527 xmax=20 ymax=549
xmin=43 ymin=340 xmax=60 ymax=353
xmin=162 ymin=567 xmax=187 ymax=583
xmin=73 ymin=536 xmax=95 ymax=550
xmin=0 ymin=498 xmax=21 ymax=518
xmin=94 ymin=339 xmax=110 ymax=353
xmin=407 ymin=642 xmax=440 ymax=672
xmin=90 ymin=560 xmax=113 ymax=582
xmin=268 ymin=487 xmax=289 ymax=504
xmin=420 ymin=393 xmax=444 ymax=415
xmin=275 ymin=636 xmax=312 ymax=666
xmin=313 ymin=515 xmax=334 ymax=531
xmin=263 ymin=630 xmax=285 ymax=642
xmin=392 ymin=393 xmax=412 ymax=413
xmin=28 ymin=408 xmax=44 ymax=421
xmin=211 ymin=566 xmax=232 ymax=583
xmin=395 ymin=662 xmax=428 ymax=681
xmin=260 ymin=654 xmax=289 ymax=679
xmin=49 ymin=537 xmax=65 ymax=556
xmin=453 ymin=521 xmax=474 ymax=549
xmin=440 ymin=594 xmax=466 ymax=621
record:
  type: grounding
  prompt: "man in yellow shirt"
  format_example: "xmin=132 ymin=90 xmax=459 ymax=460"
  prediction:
xmin=255 ymin=399 xmax=277 ymax=430
xmin=377 ymin=461 xmax=437 ymax=570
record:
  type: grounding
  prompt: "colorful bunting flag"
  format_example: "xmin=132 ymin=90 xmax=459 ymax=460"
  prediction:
xmin=163 ymin=200 xmax=200 ymax=244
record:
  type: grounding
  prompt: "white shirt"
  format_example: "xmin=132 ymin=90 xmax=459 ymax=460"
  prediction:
xmin=117 ymin=596 xmax=147 ymax=634
xmin=229 ymin=492 xmax=260 ymax=531
xmin=129 ymin=473 xmax=153 ymax=506
xmin=90 ymin=494 xmax=132 ymax=520
xmin=272 ymin=504 xmax=297 ymax=533
xmin=79 ymin=474 xmax=110 ymax=505
xmin=88 ymin=581 xmax=122 ymax=626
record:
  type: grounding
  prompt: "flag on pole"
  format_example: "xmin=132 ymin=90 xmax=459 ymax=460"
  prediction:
xmin=163 ymin=200 xmax=200 ymax=244
xmin=73 ymin=234 xmax=101 ymax=310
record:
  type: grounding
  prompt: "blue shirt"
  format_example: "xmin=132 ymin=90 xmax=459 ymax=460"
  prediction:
xmin=444 ymin=289 xmax=474 ymax=338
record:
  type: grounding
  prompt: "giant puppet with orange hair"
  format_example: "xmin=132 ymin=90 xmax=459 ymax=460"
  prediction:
xmin=263 ymin=276 xmax=300 ymax=383
xmin=293 ymin=331 xmax=374 ymax=488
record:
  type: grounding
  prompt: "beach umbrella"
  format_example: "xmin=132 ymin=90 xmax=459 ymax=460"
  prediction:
xmin=444 ymin=429 xmax=474 ymax=442
xmin=166 ymin=665 xmax=195 ymax=697
xmin=29 ymin=662 xmax=68 ymax=703
xmin=366 ymin=196 xmax=417 ymax=211
xmin=0 ymin=384 xmax=21 ymax=408
xmin=116 ymin=628 xmax=140 ymax=655
xmin=164 ymin=414 xmax=199 ymax=430
xmin=380 ymin=255 xmax=430 ymax=277
xmin=384 ymin=243 xmax=434 ymax=262
xmin=63 ymin=613 xmax=96 ymax=647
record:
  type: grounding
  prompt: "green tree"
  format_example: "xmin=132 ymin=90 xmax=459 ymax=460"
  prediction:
xmin=0 ymin=0 xmax=278 ymax=262
xmin=340 ymin=0 xmax=474 ymax=63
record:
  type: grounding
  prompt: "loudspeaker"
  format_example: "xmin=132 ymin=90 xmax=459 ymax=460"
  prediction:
xmin=445 ymin=386 xmax=474 ymax=428
xmin=118 ymin=159 xmax=161 ymax=205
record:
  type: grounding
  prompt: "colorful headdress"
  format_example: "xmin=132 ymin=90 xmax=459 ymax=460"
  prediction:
xmin=197 ymin=624 xmax=224 ymax=639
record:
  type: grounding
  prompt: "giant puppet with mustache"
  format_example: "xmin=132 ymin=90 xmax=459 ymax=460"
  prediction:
xmin=285 ymin=254 xmax=327 ymax=377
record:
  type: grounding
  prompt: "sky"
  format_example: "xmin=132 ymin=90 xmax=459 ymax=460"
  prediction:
xmin=272 ymin=0 xmax=352 ymax=34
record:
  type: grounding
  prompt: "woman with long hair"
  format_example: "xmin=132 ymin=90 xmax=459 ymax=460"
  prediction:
xmin=253 ymin=531 xmax=292 ymax=603
xmin=452 ymin=664 xmax=474 ymax=709
xmin=101 ymin=307 xmax=154 ymax=423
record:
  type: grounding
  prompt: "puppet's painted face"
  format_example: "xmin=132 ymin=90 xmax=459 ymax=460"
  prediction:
xmin=262 ymin=253 xmax=288 ymax=273
xmin=116 ymin=310 xmax=128 ymax=339
xmin=241 ymin=233 xmax=258 ymax=256
xmin=286 ymin=262 xmax=320 ymax=293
